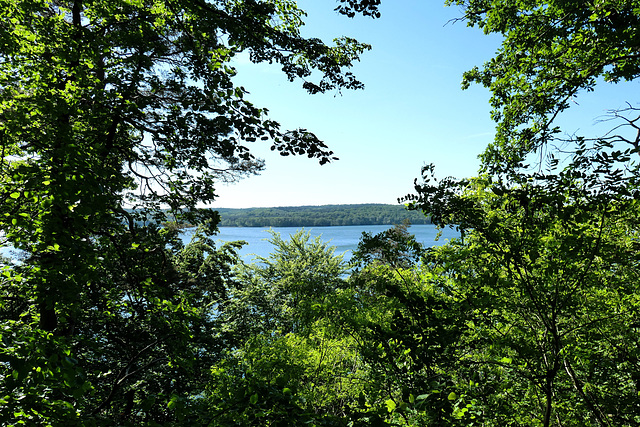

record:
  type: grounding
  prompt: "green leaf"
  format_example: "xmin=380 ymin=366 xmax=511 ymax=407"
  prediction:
xmin=385 ymin=399 xmax=396 ymax=412
xmin=167 ymin=395 xmax=179 ymax=409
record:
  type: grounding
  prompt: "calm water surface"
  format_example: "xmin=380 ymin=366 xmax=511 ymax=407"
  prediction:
xmin=181 ymin=224 xmax=459 ymax=262
xmin=0 ymin=225 xmax=459 ymax=263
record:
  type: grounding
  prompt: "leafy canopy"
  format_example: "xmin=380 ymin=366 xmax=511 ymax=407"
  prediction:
xmin=0 ymin=0 xmax=371 ymax=424
xmin=447 ymin=0 xmax=640 ymax=168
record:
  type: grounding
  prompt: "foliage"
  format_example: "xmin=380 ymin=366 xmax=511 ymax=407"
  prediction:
xmin=208 ymin=230 xmax=366 ymax=425
xmin=334 ymin=0 xmax=382 ymax=19
xmin=404 ymin=156 xmax=640 ymax=425
xmin=399 ymin=3 xmax=640 ymax=423
xmin=5 ymin=0 xmax=640 ymax=425
xmin=445 ymin=0 xmax=640 ymax=169
xmin=0 ymin=1 xmax=370 ymax=424
xmin=352 ymin=220 xmax=425 ymax=268
xmin=204 ymin=1 xmax=640 ymax=424
xmin=221 ymin=229 xmax=348 ymax=336
xmin=206 ymin=327 xmax=365 ymax=426
xmin=1 ymin=223 xmax=245 ymax=425
xmin=336 ymin=263 xmax=464 ymax=426
xmin=337 ymin=1 xmax=640 ymax=426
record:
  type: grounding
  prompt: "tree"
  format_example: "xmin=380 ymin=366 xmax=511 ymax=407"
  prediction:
xmin=222 ymin=229 xmax=348 ymax=336
xmin=445 ymin=0 xmax=640 ymax=169
xmin=209 ymin=230 xmax=364 ymax=425
xmin=340 ymin=0 xmax=640 ymax=424
xmin=404 ymin=155 xmax=640 ymax=425
xmin=0 ymin=1 xmax=370 ymax=424
xmin=351 ymin=220 xmax=424 ymax=269
xmin=396 ymin=2 xmax=640 ymax=424
xmin=396 ymin=3 xmax=640 ymax=419
xmin=337 ymin=258 xmax=465 ymax=425
xmin=2 ymin=222 xmax=247 ymax=425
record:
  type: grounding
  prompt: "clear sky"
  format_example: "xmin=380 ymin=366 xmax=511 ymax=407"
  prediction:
xmin=210 ymin=1 xmax=637 ymax=209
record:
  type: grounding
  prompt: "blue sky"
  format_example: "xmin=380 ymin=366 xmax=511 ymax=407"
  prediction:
xmin=210 ymin=1 xmax=637 ymax=208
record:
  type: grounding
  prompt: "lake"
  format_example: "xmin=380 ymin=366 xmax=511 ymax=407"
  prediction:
xmin=0 ymin=224 xmax=459 ymax=263
xmin=180 ymin=224 xmax=459 ymax=262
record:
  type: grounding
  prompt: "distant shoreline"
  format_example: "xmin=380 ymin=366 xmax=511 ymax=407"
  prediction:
xmin=213 ymin=204 xmax=431 ymax=228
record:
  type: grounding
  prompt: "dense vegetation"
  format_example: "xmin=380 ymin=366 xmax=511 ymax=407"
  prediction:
xmin=2 ymin=0 xmax=640 ymax=426
xmin=215 ymin=204 xmax=432 ymax=227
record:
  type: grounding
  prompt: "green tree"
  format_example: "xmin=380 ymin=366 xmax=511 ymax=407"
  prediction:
xmin=209 ymin=230 xmax=365 ymax=425
xmin=352 ymin=220 xmax=424 ymax=269
xmin=2 ymin=222 xmax=246 ymax=425
xmin=343 ymin=1 xmax=640 ymax=425
xmin=223 ymin=229 xmax=348 ymax=336
xmin=416 ymin=3 xmax=640 ymax=423
xmin=0 ymin=1 xmax=370 ymax=424
xmin=406 ymin=156 xmax=640 ymax=425
xmin=397 ymin=2 xmax=640 ymax=422
xmin=446 ymin=0 xmax=640 ymax=169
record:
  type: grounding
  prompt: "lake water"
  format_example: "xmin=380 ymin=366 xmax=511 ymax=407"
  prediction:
xmin=181 ymin=224 xmax=459 ymax=262
xmin=0 ymin=224 xmax=459 ymax=263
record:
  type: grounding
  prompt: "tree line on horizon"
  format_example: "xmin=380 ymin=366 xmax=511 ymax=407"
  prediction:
xmin=214 ymin=204 xmax=432 ymax=227
xmin=2 ymin=0 xmax=640 ymax=425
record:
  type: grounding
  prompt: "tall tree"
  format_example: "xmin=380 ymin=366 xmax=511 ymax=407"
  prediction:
xmin=222 ymin=229 xmax=348 ymax=336
xmin=398 ymin=1 xmax=640 ymax=425
xmin=0 ymin=1 xmax=369 ymax=424
xmin=446 ymin=0 xmax=640 ymax=169
xmin=405 ymin=153 xmax=640 ymax=426
xmin=335 ymin=0 xmax=640 ymax=424
xmin=208 ymin=230 xmax=361 ymax=425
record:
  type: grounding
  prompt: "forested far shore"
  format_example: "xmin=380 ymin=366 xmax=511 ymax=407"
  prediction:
xmin=213 ymin=204 xmax=432 ymax=227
